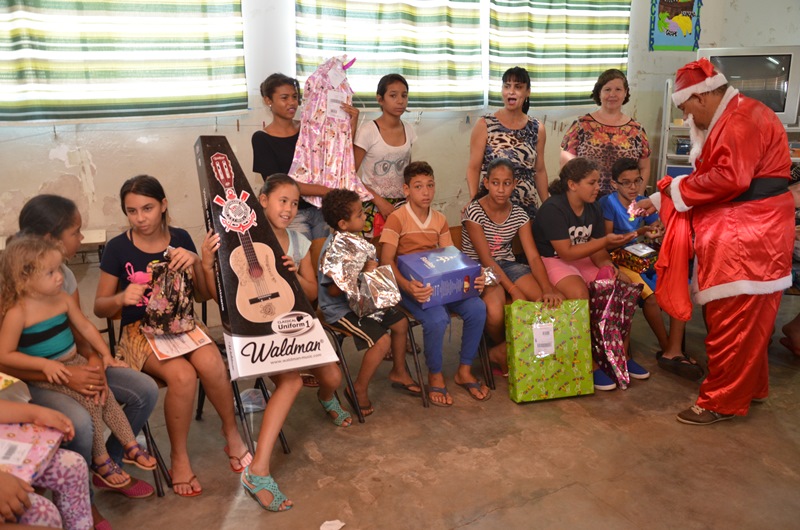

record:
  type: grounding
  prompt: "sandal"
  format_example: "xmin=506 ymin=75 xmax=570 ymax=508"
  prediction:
xmin=122 ymin=444 xmax=156 ymax=471
xmin=91 ymin=458 xmax=131 ymax=488
xmin=428 ymin=386 xmax=453 ymax=407
xmin=455 ymin=380 xmax=491 ymax=402
xmin=169 ymin=470 xmax=202 ymax=498
xmin=301 ymin=373 xmax=320 ymax=388
xmin=318 ymin=391 xmax=353 ymax=426
xmin=224 ymin=445 xmax=253 ymax=474
xmin=241 ymin=466 xmax=291 ymax=512
xmin=343 ymin=387 xmax=375 ymax=417
xmin=656 ymin=351 xmax=705 ymax=381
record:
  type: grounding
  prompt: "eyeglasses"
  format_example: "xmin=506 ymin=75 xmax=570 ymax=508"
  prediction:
xmin=615 ymin=177 xmax=643 ymax=189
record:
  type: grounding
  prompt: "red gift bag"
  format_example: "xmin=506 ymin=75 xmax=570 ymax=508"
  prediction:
xmin=589 ymin=278 xmax=643 ymax=389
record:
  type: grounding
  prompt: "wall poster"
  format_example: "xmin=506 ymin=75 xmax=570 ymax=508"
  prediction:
xmin=649 ymin=0 xmax=702 ymax=51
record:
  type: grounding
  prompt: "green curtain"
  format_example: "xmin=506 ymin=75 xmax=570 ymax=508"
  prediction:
xmin=0 ymin=0 xmax=247 ymax=121
xmin=295 ymin=0 xmax=631 ymax=110
xmin=489 ymin=0 xmax=632 ymax=107
xmin=295 ymin=0 xmax=485 ymax=110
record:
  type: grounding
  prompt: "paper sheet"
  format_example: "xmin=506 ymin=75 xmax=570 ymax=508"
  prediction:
xmin=146 ymin=326 xmax=212 ymax=361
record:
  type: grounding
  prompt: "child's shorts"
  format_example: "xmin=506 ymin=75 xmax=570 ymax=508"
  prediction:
xmin=496 ymin=260 xmax=531 ymax=283
xmin=328 ymin=307 xmax=405 ymax=350
xmin=619 ymin=266 xmax=654 ymax=299
xmin=542 ymin=256 xmax=600 ymax=286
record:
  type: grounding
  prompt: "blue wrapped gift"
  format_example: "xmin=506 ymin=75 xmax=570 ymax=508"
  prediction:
xmin=397 ymin=246 xmax=481 ymax=308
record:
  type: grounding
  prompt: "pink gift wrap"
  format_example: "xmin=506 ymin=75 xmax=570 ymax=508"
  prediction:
xmin=0 ymin=423 xmax=63 ymax=483
xmin=589 ymin=278 xmax=642 ymax=389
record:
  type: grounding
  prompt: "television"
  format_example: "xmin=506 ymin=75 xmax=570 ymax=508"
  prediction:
xmin=698 ymin=46 xmax=800 ymax=126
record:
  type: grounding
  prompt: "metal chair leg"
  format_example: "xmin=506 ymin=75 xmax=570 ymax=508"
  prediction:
xmin=255 ymin=377 xmax=291 ymax=454
xmin=405 ymin=321 xmax=428 ymax=407
xmin=480 ymin=335 xmax=495 ymax=390
xmin=324 ymin=327 xmax=365 ymax=423
xmin=142 ymin=421 xmax=170 ymax=496
xmin=195 ymin=383 xmax=206 ymax=420
xmin=230 ymin=380 xmax=256 ymax=456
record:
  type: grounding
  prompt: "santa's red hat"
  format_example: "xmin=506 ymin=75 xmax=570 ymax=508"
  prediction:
xmin=671 ymin=58 xmax=728 ymax=107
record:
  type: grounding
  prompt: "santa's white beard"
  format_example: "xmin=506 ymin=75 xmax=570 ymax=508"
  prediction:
xmin=685 ymin=114 xmax=705 ymax=168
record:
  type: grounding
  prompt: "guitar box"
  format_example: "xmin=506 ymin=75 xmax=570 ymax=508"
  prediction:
xmin=195 ymin=136 xmax=338 ymax=379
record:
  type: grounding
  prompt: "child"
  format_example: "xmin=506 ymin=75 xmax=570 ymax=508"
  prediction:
xmin=354 ymin=73 xmax=416 ymax=237
xmin=462 ymin=158 xmax=564 ymax=375
xmin=318 ymin=189 xmax=417 ymax=416
xmin=381 ymin=161 xmax=490 ymax=406
xmin=0 ymin=236 xmax=157 ymax=490
xmin=94 ymin=175 xmax=250 ymax=497
xmin=260 ymin=174 xmax=353 ymax=427
xmin=531 ymin=157 xmax=644 ymax=391
xmin=12 ymin=194 xmax=158 ymax=501
xmin=0 ymin=397 xmax=91 ymax=530
xmin=600 ymin=158 xmax=702 ymax=379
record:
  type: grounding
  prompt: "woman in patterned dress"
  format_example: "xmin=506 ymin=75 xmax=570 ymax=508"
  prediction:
xmin=467 ymin=67 xmax=550 ymax=220
xmin=560 ymin=69 xmax=651 ymax=198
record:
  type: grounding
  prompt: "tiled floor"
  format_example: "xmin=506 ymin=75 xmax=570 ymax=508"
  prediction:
xmin=73 ymin=261 xmax=800 ymax=529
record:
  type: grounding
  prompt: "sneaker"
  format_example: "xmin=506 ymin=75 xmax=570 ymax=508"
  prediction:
xmin=593 ymin=369 xmax=616 ymax=391
xmin=92 ymin=475 xmax=154 ymax=498
xmin=626 ymin=359 xmax=650 ymax=380
xmin=676 ymin=405 xmax=734 ymax=425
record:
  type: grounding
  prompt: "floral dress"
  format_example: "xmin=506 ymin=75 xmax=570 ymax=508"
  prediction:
xmin=289 ymin=56 xmax=372 ymax=207
xmin=480 ymin=114 xmax=542 ymax=219
xmin=560 ymin=114 xmax=651 ymax=196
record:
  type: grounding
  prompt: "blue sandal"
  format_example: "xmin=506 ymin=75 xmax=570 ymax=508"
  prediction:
xmin=241 ymin=466 xmax=291 ymax=512
xmin=318 ymin=392 xmax=352 ymax=427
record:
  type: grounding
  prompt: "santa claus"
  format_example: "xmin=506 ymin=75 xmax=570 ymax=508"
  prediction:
xmin=644 ymin=58 xmax=794 ymax=424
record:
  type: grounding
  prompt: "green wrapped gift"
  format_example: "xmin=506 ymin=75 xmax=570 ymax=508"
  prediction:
xmin=504 ymin=299 xmax=594 ymax=403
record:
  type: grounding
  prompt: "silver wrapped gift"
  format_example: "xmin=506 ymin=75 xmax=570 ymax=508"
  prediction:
xmin=320 ymin=232 xmax=401 ymax=317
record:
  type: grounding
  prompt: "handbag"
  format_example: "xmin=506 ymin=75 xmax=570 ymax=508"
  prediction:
xmin=141 ymin=261 xmax=196 ymax=335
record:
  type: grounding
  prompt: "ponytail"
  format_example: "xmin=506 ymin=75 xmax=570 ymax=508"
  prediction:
xmin=551 ymin=158 xmax=599 ymax=196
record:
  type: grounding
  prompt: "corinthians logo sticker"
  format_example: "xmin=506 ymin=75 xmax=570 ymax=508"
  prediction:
xmin=274 ymin=312 xmax=314 ymax=336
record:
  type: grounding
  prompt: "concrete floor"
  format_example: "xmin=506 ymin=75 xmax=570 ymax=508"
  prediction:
xmin=73 ymin=260 xmax=800 ymax=529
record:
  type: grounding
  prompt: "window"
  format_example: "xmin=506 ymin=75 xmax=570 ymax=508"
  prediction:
xmin=295 ymin=0 xmax=632 ymax=110
xmin=0 ymin=1 xmax=247 ymax=122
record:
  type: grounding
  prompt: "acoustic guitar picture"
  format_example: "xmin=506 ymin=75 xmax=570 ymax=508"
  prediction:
xmin=210 ymin=152 xmax=295 ymax=322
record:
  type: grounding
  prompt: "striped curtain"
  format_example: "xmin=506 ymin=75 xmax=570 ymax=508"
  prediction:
xmin=489 ymin=0 xmax=632 ymax=108
xmin=295 ymin=0 xmax=631 ymax=110
xmin=0 ymin=0 xmax=247 ymax=122
xmin=295 ymin=0 xmax=485 ymax=110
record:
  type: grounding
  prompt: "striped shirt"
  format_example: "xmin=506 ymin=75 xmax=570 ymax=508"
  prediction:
xmin=461 ymin=200 xmax=529 ymax=263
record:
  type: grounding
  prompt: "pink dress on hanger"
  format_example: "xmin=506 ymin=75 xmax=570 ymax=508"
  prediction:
xmin=289 ymin=56 xmax=372 ymax=207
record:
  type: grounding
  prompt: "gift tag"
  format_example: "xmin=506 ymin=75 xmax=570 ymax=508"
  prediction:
xmin=327 ymin=65 xmax=346 ymax=88
xmin=532 ymin=322 xmax=555 ymax=358
xmin=326 ymin=91 xmax=349 ymax=120
xmin=624 ymin=243 xmax=656 ymax=258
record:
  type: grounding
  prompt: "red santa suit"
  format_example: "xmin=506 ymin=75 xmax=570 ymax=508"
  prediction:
xmin=667 ymin=88 xmax=794 ymax=416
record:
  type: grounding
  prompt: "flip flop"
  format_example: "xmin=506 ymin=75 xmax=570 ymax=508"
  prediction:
xmin=169 ymin=470 xmax=202 ymax=497
xmin=301 ymin=373 xmax=320 ymax=387
xmin=224 ymin=445 xmax=253 ymax=474
xmin=343 ymin=387 xmax=374 ymax=417
xmin=656 ymin=351 xmax=705 ymax=381
xmin=427 ymin=386 xmax=453 ymax=407
xmin=122 ymin=443 xmax=156 ymax=471
xmin=390 ymin=380 xmax=422 ymax=396
xmin=455 ymin=381 xmax=491 ymax=402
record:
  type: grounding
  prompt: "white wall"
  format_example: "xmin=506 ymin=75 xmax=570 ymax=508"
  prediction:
xmin=1 ymin=0 xmax=798 ymax=239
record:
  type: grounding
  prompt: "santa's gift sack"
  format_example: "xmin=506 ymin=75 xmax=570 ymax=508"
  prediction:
xmin=504 ymin=299 xmax=594 ymax=403
xmin=142 ymin=261 xmax=196 ymax=336
xmin=589 ymin=278 xmax=643 ymax=389
xmin=610 ymin=246 xmax=658 ymax=274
